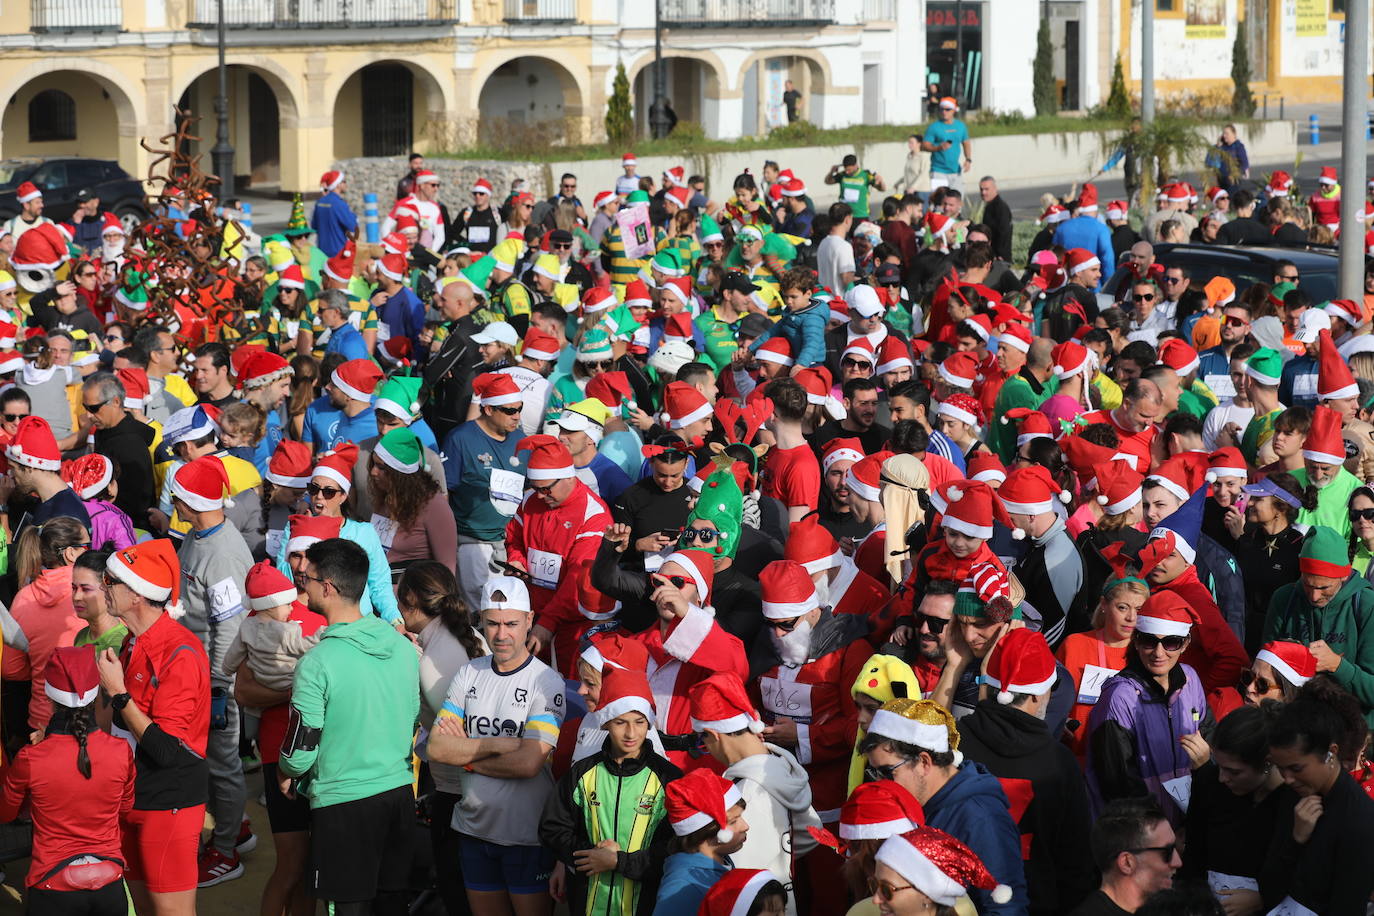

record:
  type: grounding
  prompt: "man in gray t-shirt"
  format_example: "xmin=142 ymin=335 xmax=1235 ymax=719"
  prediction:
xmin=817 ymin=203 xmax=856 ymax=295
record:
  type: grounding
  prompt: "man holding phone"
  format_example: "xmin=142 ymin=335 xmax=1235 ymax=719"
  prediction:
xmin=610 ymin=435 xmax=694 ymax=570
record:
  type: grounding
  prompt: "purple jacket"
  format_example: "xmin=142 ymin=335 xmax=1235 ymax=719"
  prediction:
xmin=84 ymin=499 xmax=136 ymax=552
xmin=1085 ymin=660 xmax=1207 ymax=826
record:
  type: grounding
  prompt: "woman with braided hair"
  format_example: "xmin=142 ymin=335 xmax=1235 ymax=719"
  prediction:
xmin=0 ymin=647 xmax=135 ymax=916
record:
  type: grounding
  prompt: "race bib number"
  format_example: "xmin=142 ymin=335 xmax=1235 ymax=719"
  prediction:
xmin=467 ymin=226 xmax=490 ymax=244
xmin=1292 ymin=373 xmax=1318 ymax=399
xmin=1266 ymin=897 xmax=1318 ymax=916
xmin=528 ymin=549 xmax=563 ymax=590
xmin=265 ymin=528 xmax=284 ymax=560
xmin=1204 ymin=373 xmax=1236 ymax=399
xmin=1076 ymin=664 xmax=1120 ymax=705
xmin=371 ymin=514 xmax=398 ymax=550
xmin=759 ymin=673 xmax=814 ymax=722
xmin=488 ymin=468 xmax=524 ymax=518
xmin=1208 ymin=872 xmax=1258 ymax=894
xmin=1162 ymin=774 xmax=1192 ymax=812
xmin=209 ymin=577 xmax=246 ymax=622
xmin=841 ymin=185 xmax=860 ymax=203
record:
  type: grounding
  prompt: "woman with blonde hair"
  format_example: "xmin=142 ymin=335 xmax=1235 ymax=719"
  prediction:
xmin=1058 ymin=575 xmax=1148 ymax=760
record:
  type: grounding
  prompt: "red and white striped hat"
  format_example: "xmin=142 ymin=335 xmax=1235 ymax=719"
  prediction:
xmin=876 ymin=336 xmax=913 ymax=374
xmin=44 ymin=646 xmax=100 ymax=709
xmin=1256 ymin=640 xmax=1316 ymax=687
xmin=246 ymin=559 xmax=299 ymax=611
xmin=665 ymin=767 xmax=745 ymax=841
xmin=331 ymin=359 xmax=383 ymax=403
xmin=1136 ymin=590 xmax=1194 ymax=637
xmin=106 ymin=539 xmax=182 ymax=615
xmin=267 ymin=440 xmax=313 ymax=488
xmin=689 ymin=671 xmax=764 ymax=736
xmin=517 ymin=434 xmax=576 ymax=481
xmin=62 ymin=453 xmax=114 ymax=500
xmin=759 ymin=560 xmax=820 ymax=620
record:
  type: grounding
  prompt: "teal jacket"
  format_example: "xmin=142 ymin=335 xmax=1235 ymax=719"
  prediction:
xmin=275 ymin=518 xmax=399 ymax=623
xmin=1265 ymin=572 xmax=1374 ymax=725
xmin=279 ymin=613 xmax=419 ymax=807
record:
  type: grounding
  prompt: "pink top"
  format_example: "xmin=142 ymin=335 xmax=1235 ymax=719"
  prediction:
xmin=11 ymin=565 xmax=83 ymax=730
xmin=1066 ymin=503 xmax=1098 ymax=539
xmin=1040 ymin=393 xmax=1084 ymax=429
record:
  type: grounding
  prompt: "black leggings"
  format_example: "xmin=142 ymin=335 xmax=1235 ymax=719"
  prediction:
xmin=26 ymin=882 xmax=126 ymax=916
xmin=429 ymin=791 xmax=472 ymax=916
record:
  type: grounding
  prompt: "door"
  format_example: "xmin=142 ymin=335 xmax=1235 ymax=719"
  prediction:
xmin=1063 ymin=19 xmax=1080 ymax=111
xmin=362 ymin=64 xmax=413 ymax=157
xmin=863 ymin=63 xmax=883 ymax=123
xmin=1246 ymin=0 xmax=1270 ymax=85
xmin=247 ymin=72 xmax=280 ymax=186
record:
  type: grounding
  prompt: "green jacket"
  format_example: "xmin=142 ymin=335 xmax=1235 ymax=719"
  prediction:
xmin=540 ymin=740 xmax=682 ymax=916
xmin=1265 ymin=573 xmax=1374 ymax=725
xmin=280 ymin=614 xmax=419 ymax=808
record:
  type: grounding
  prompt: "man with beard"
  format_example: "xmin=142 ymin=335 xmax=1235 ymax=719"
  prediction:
xmin=809 ymin=378 xmax=889 ymax=457
xmin=814 ymin=438 xmax=868 ymax=542
xmin=1196 ymin=300 xmax=1252 ymax=404
xmin=896 ymin=578 xmax=960 ymax=695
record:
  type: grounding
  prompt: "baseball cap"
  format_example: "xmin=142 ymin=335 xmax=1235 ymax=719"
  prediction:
xmin=480 ymin=575 xmax=531 ymax=613
xmin=1294 ymin=308 xmax=1332 ymax=344
xmin=737 ymin=313 xmax=770 ymax=339
xmin=875 ymin=264 xmax=903 ymax=286
xmin=549 ymin=229 xmax=574 ymax=246
xmin=74 ymin=188 xmax=95 ymax=203
xmin=471 ymin=321 xmax=519 ymax=347
xmin=721 ymin=270 xmax=760 ymax=294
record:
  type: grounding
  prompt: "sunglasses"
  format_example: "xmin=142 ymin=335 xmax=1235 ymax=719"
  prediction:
xmin=104 ymin=333 xmax=123 ymax=342
xmin=1279 ymin=274 xmax=1300 ymax=281
xmin=863 ymin=759 xmax=909 ymax=783
xmin=1134 ymin=631 xmax=1188 ymax=652
xmin=77 ymin=271 xmax=97 ymax=279
xmin=842 ymin=358 xmax=872 ymax=369
xmin=306 ymin=483 xmax=344 ymax=499
xmin=1351 ymin=508 xmax=1374 ymax=522
xmin=1135 ymin=293 xmax=1156 ymax=302
xmin=1163 ymin=276 xmax=1185 ymax=284
xmin=492 ymin=405 xmax=522 ymax=416
xmin=584 ymin=360 xmax=613 ymax=371
xmin=561 ymin=184 xmax=577 ymax=190
xmin=1237 ymin=668 xmax=1278 ymax=694
xmin=916 ymin=611 xmax=951 ymax=635
xmin=1129 ymin=844 xmax=1178 ymax=862
xmin=82 ymin=397 xmax=112 ymax=414
xmin=3 ymin=413 xmax=28 ymax=423
xmin=531 ymin=480 xmax=564 ymax=495
xmin=867 ymin=877 xmax=915 ymax=903
xmin=1223 ymin=315 xmax=1249 ymax=328
xmin=553 ymin=243 xmax=572 ymax=250
xmin=680 ymin=527 xmax=718 ymax=544
xmin=769 ymin=616 xmax=802 ymax=632
xmin=647 ymin=573 xmax=690 ymax=591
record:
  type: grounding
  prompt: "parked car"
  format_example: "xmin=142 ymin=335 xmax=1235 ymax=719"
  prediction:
xmin=0 ymin=157 xmax=148 ymax=233
xmin=1104 ymin=243 xmax=1341 ymax=303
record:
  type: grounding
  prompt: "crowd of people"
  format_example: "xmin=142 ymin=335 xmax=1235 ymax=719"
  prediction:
xmin=0 ymin=111 xmax=1373 ymax=916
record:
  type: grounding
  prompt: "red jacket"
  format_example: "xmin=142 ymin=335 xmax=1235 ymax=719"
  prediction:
xmin=1157 ymin=567 xmax=1247 ymax=696
xmin=0 ymin=729 xmax=134 ymax=887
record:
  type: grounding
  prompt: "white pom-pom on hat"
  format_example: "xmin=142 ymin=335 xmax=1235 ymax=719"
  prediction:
xmin=1205 ymin=470 xmax=1218 ymax=482
xmin=992 ymin=885 xmax=1013 ymax=905
xmin=997 ymin=690 xmax=1013 ymax=705
xmin=952 ymin=750 xmax=964 ymax=766
xmin=1058 ymin=490 xmax=1072 ymax=504
xmin=747 ymin=719 xmax=765 ymax=734
xmin=1011 ymin=528 xmax=1026 ymax=540
xmin=1097 ymin=494 xmax=1109 ymax=505
xmin=716 ymin=827 xmax=734 ymax=843
xmin=947 ymin=486 xmax=964 ymax=502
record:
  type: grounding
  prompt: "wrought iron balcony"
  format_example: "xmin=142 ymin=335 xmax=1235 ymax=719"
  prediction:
xmin=188 ymin=0 xmax=457 ymax=29
xmin=659 ymin=0 xmax=834 ymax=27
xmin=503 ymin=0 xmax=575 ymax=22
xmin=30 ymin=0 xmax=122 ymax=31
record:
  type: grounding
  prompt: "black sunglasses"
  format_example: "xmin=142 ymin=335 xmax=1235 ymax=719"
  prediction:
xmin=1351 ymin=508 xmax=1374 ymax=522
xmin=83 ymin=397 xmax=113 ymax=414
xmin=867 ymin=876 xmax=915 ymax=903
xmin=864 ymin=759 xmax=909 ymax=783
xmin=3 ymin=413 xmax=28 ymax=423
xmin=1134 ymin=631 xmax=1187 ymax=652
xmin=492 ymin=405 xmax=521 ymax=416
xmin=647 ymin=573 xmax=689 ymax=592
xmin=531 ymin=481 xmax=561 ymax=495
xmin=915 ymin=611 xmax=950 ymax=635
xmin=1129 ymin=844 xmax=1177 ymax=862
xmin=841 ymin=358 xmax=872 ymax=369
xmin=306 ymin=483 xmax=344 ymax=499
xmin=552 ymin=242 xmax=572 ymax=250
xmin=769 ymin=616 xmax=802 ymax=632
xmin=1136 ymin=293 xmax=1156 ymax=302
xmin=584 ymin=360 xmax=613 ymax=371
xmin=1237 ymin=668 xmax=1278 ymax=694
xmin=680 ymin=528 xmax=718 ymax=544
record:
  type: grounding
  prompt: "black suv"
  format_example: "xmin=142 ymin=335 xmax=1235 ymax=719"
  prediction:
xmin=0 ymin=157 xmax=148 ymax=233
xmin=1104 ymin=243 xmax=1342 ymax=302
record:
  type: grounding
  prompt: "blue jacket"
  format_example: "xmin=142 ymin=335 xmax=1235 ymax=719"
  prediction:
xmin=1197 ymin=533 xmax=1247 ymax=643
xmin=583 ymin=452 xmax=631 ymax=505
xmin=654 ymin=853 xmax=729 ymax=916
xmin=1279 ymin=353 xmax=1318 ymax=409
xmin=1052 ymin=217 xmax=1114 ymax=290
xmin=377 ymin=287 xmax=426 ymax=357
xmin=275 ymin=517 xmax=400 ymax=624
xmin=311 ymin=191 xmax=358 ymax=258
xmin=324 ymin=321 xmax=370 ymax=362
xmin=1197 ymin=345 xmax=1234 ymax=403
xmin=924 ymin=762 xmax=1029 ymax=916
xmin=748 ymin=302 xmax=828 ymax=368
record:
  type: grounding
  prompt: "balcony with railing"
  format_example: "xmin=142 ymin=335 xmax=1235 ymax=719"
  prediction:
xmin=188 ymin=0 xmax=456 ymax=29
xmin=861 ymin=0 xmax=895 ymax=21
xmin=503 ymin=0 xmax=574 ymax=22
xmin=659 ymin=0 xmax=834 ymax=27
xmin=30 ymin=0 xmax=122 ymax=31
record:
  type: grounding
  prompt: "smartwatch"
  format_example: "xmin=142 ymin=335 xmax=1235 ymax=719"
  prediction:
xmin=111 ymin=692 xmax=133 ymax=712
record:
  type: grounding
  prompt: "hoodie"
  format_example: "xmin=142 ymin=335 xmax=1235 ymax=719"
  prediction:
xmin=279 ymin=613 xmax=419 ymax=808
xmin=922 ymin=761 xmax=1030 ymax=916
xmin=654 ymin=852 xmax=729 ymax=916
xmin=1265 ymin=571 xmax=1374 ymax=726
xmin=9 ymin=565 xmax=82 ymax=730
xmin=958 ymin=699 xmax=1096 ymax=916
xmin=722 ymin=743 xmax=822 ymax=913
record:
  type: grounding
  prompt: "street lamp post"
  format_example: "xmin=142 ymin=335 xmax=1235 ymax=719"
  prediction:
xmin=1337 ymin=0 xmax=1368 ymax=298
xmin=953 ymin=0 xmax=965 ymax=105
xmin=210 ymin=0 xmax=236 ymax=198
xmin=1141 ymin=0 xmax=1155 ymax=125
xmin=649 ymin=0 xmax=671 ymax=139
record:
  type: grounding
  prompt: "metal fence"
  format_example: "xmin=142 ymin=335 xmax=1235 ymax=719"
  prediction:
xmin=861 ymin=0 xmax=895 ymax=20
xmin=188 ymin=0 xmax=455 ymax=28
xmin=30 ymin=0 xmax=122 ymax=31
xmin=502 ymin=0 xmax=575 ymax=20
xmin=659 ymin=0 xmax=834 ymax=26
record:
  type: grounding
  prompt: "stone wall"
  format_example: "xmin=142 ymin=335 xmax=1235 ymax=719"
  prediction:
xmin=333 ymin=157 xmax=550 ymax=217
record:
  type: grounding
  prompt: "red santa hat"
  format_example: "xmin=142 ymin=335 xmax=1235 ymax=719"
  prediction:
xmin=932 ymin=479 xmax=1012 ymax=540
xmin=1268 ymin=171 xmax=1293 ymax=197
xmin=575 ymin=565 xmax=621 ymax=622
xmin=520 ymin=327 xmax=561 ymax=362
xmin=841 ymin=337 xmax=876 ymax=366
xmin=937 ymin=351 xmax=979 ymax=390
xmin=62 ymin=453 xmax=115 ymax=500
xmin=665 ymin=767 xmax=744 ymax=842
xmin=966 ymin=451 xmax=1006 ymax=486
xmin=331 ymin=358 xmax=384 ymax=403
xmin=1157 ymin=338 xmax=1200 ymax=377
xmin=795 ymin=367 xmax=844 ymax=420
xmin=1076 ymin=183 xmax=1099 ymax=212
xmin=106 ymin=539 xmax=183 ymax=616
xmin=246 ymin=559 xmax=299 ymax=611
xmin=665 ymin=185 xmax=692 ymax=209
xmin=1038 ymin=204 xmax=1068 ymax=225
xmin=1317 ymin=329 xmax=1358 ymax=401
xmin=662 ymin=311 xmax=695 ymax=342
xmin=689 ymin=671 xmax=764 ymax=734
xmin=1065 ymin=248 xmax=1100 ymax=277
xmin=958 ymin=314 xmax=994 ymax=345
xmin=595 ymin=666 xmax=657 ymax=728
xmin=998 ymin=322 xmax=1033 ymax=355
xmin=580 ymin=287 xmax=617 ymax=316
xmin=172 ymin=456 xmax=233 ymax=512
xmin=756 ymin=336 xmax=794 ymax=368
xmin=1094 ymin=461 xmax=1144 ymax=516
xmin=6 ymin=416 xmax=61 ymax=470
xmin=1256 ymin=640 xmax=1316 ymax=687
xmin=310 ymin=443 xmax=359 ymax=494
xmin=585 ymin=371 xmax=633 ymax=410
xmin=1325 ymin=298 xmax=1363 ymax=329
xmin=936 ymin=393 xmax=984 ymax=428
xmin=43 ymin=646 xmax=100 ymax=710
xmin=1161 ymin=183 xmax=1190 ymax=204
xmin=999 ymin=407 xmax=1054 ymax=448
xmin=1318 ymin=166 xmax=1338 ymax=186
xmin=267 ymin=440 xmax=314 ymax=488
xmin=14 ymin=181 xmax=43 ymax=204
xmin=286 ymin=514 xmax=345 ymax=556
xmin=984 ymin=628 xmax=1057 ymax=703
xmin=473 ymin=372 xmax=523 ymax=407
xmin=471 ymin=177 xmax=493 ymax=195
xmin=580 ymin=630 xmax=649 ymax=674
xmin=0 ymin=350 xmax=22 ymax=375
xmin=1104 ymin=200 xmax=1129 ymax=221
xmin=319 ymin=170 xmax=345 ymax=192
xmin=875 ymin=336 xmax=913 ymax=374
xmin=876 ymin=827 xmax=1013 ymax=908
xmin=117 ymin=367 xmax=150 ymax=408
xmin=413 ymin=169 xmax=439 ymax=186
xmin=277 ymin=263 xmax=307 ymax=291
xmin=828 ymin=781 xmax=926 ymax=846
xmin=378 ymin=252 xmax=409 ymax=282
xmin=659 ymin=549 xmax=714 ymax=603
xmin=820 ymin=437 xmax=865 ymax=474
xmin=696 ymin=870 xmax=780 ymax=916
xmin=1136 ymin=590 xmax=1194 ymax=638
xmin=517 ymin=434 xmax=576 ymax=481
xmin=623 ymin=278 xmax=652 ymax=308
xmin=1146 ymin=452 xmax=1210 ymax=503
xmin=621 ymin=153 xmax=637 ymax=166
xmin=925 ymin=212 xmax=953 ymax=240
xmin=239 ymin=351 xmax=292 ymax=391
xmin=662 ymin=165 xmax=687 ymax=188
xmin=1050 ymin=340 xmax=1092 ymax=380
xmin=660 ymin=381 xmax=712 ymax=430
xmin=661 ymin=277 xmax=695 ymax=312
xmin=323 ymin=241 xmax=356 ymax=284
xmin=1058 ymin=435 xmax=1118 ymax=485
xmin=0 ymin=321 xmax=15 ymax=348
xmin=381 ymin=232 xmax=409 ymax=256
xmin=759 ymin=560 xmax=820 ymax=620
xmin=1206 ymin=447 xmax=1247 ymax=482
xmin=781 ymin=177 xmax=807 ymax=198
xmin=784 ymin=516 xmax=842 ymax=574
xmin=11 ymin=223 xmax=68 ymax=271
xmin=846 ymin=451 xmax=892 ymax=503
xmin=1302 ymin=405 xmax=1346 ymax=466
xmin=1000 ymin=465 xmax=1071 ymax=517
xmin=592 ymin=190 xmax=615 ymax=210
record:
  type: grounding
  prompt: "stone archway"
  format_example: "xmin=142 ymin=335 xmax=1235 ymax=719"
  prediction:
xmin=175 ymin=62 xmax=301 ymax=189
xmin=737 ymin=51 xmax=830 ymax=134
xmin=475 ymin=56 xmax=584 ymax=147
xmin=628 ymin=55 xmax=726 ymax=138
xmin=331 ymin=58 xmax=452 ymax=158
xmin=1 ymin=68 xmax=139 ymax=175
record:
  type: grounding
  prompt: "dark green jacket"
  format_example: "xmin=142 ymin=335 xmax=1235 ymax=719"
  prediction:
xmin=1265 ymin=572 xmax=1374 ymax=725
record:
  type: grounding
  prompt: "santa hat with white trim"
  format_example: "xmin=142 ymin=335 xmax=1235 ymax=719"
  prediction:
xmin=1316 ymin=329 xmax=1358 ymax=401
xmin=595 ymin=666 xmax=657 ymax=728
xmin=689 ymin=671 xmax=764 ymax=735
xmin=662 ymin=165 xmax=687 ymax=188
xmin=1066 ymin=248 xmax=1100 ymax=277
xmin=7 ymin=415 xmax=61 ymax=471
xmin=1104 ymin=199 xmax=1129 ymax=221
xmin=1205 ymin=447 xmax=1247 ymax=483
xmin=286 ymin=514 xmax=344 ymax=556
xmin=623 ymin=278 xmax=652 ymax=309
xmin=517 ymin=434 xmax=576 ymax=481
xmin=172 ymin=455 xmax=233 ymax=512
xmin=0 ymin=320 xmax=16 ymax=347
xmin=1256 ymin=640 xmax=1316 ymax=688
xmin=62 ymin=453 xmax=115 ymax=500
xmin=116 ymin=367 xmax=148 ymax=409
xmin=1146 ymin=452 xmax=1210 ymax=504
xmin=246 ymin=559 xmax=299 ymax=611
xmin=413 ymin=169 xmax=439 ymax=186
xmin=575 ymin=565 xmax=621 ymax=622
xmin=319 ymin=170 xmax=345 ymax=192
xmin=925 ymin=212 xmax=953 ymax=241
xmin=820 ymin=437 xmax=865 ymax=475
xmin=473 ymin=372 xmax=523 ymax=407
xmin=665 ymin=767 xmax=745 ymax=842
xmin=323 ymin=241 xmax=356 ymax=285
xmin=932 ymin=479 xmax=1012 ymax=541
xmin=1157 ymin=338 xmax=1200 ymax=378
xmin=696 ymin=869 xmax=780 ymax=916
xmin=277 ymin=264 xmax=307 ymax=291
xmin=1094 ymin=460 xmax=1144 ymax=516
xmin=937 ymin=351 xmax=978 ymax=390
xmin=267 ymin=440 xmax=313 ymax=489
xmin=1038 ymin=204 xmax=1068 ymax=225
xmin=784 ymin=515 xmax=843 ymax=574
xmin=966 ymin=451 xmax=1007 ymax=486
xmin=846 ymin=450 xmax=890 ymax=504
xmin=1000 ymin=407 xmax=1054 ymax=448
xmin=0 ymin=350 xmax=24 ymax=375
xmin=1136 ymin=590 xmax=1194 ymax=638
xmin=471 ymin=177 xmax=493 ymax=196
xmin=44 ymin=646 xmax=100 ymax=710
xmin=828 ymin=781 xmax=926 ymax=848
xmin=795 ymin=367 xmax=846 ymax=421
xmin=876 ymin=335 xmax=914 ymax=374
xmin=867 ymin=697 xmax=964 ymax=764
xmin=756 ymin=337 xmax=794 ymax=368
xmin=660 ymin=548 xmax=714 ymax=603
xmin=310 ymin=443 xmax=359 ymax=494
xmin=240 ymin=350 xmax=292 ymax=390
xmin=841 ymin=337 xmax=876 ymax=367
xmin=759 ymin=560 xmax=820 ymax=620
xmin=378 ymin=253 xmax=408 ymax=282
xmin=1000 ymin=465 xmax=1071 ymax=517
xmin=1325 ymin=299 xmax=1363 ymax=329
xmin=521 ymin=327 xmax=561 ymax=362
xmin=106 ymin=538 xmax=183 ymax=617
xmin=984 ymin=628 xmax=1056 ymax=704
xmin=936 ymin=393 xmax=983 ymax=428
xmin=660 ymin=381 xmax=712 ymax=430
xmin=15 ymin=181 xmax=40 ymax=204
xmin=331 ymin=359 xmax=383 ymax=403
xmin=1302 ymin=405 xmax=1346 ymax=466
xmin=876 ymin=827 xmax=1013 ymax=908
xmin=580 ymin=631 xmax=649 ymax=674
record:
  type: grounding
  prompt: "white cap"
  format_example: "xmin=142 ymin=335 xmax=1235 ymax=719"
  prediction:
xmin=480 ymin=575 xmax=531 ymax=614
xmin=845 ymin=284 xmax=885 ymax=319
xmin=472 ymin=321 xmax=519 ymax=347
xmin=1294 ymin=308 xmax=1332 ymax=344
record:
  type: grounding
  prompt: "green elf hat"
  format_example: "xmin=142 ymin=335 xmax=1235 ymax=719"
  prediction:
xmin=626 ymin=189 xmax=650 ymax=205
xmin=698 ymin=213 xmax=724 ymax=244
xmin=683 ymin=458 xmax=744 ymax=559
xmin=761 ymin=230 xmax=796 ymax=263
xmin=374 ymin=427 xmax=425 ymax=474
xmin=953 ymin=562 xmax=1022 ymax=623
xmin=605 ymin=304 xmax=642 ymax=341
xmin=576 ymin=327 xmax=614 ymax=363
xmin=115 ymin=270 xmax=150 ymax=312
xmin=459 ymin=255 xmax=498 ymax=294
xmin=1244 ymin=347 xmax=1283 ymax=386
xmin=284 ymin=193 xmax=311 ymax=238
xmin=651 ymin=249 xmax=685 ymax=278
xmin=1299 ymin=525 xmax=1352 ymax=579
xmin=375 ymin=376 xmax=424 ymax=424
xmin=1268 ymin=281 xmax=1296 ymax=310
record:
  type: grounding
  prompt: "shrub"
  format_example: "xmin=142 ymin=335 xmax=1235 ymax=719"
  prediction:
xmin=1033 ymin=15 xmax=1057 ymax=116
xmin=605 ymin=61 xmax=634 ymax=146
